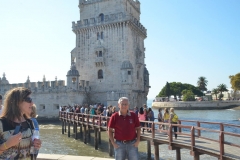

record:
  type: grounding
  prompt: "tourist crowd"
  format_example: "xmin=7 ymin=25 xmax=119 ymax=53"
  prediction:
xmin=59 ymin=102 xmax=178 ymax=138
xmin=60 ymin=104 xmax=117 ymax=117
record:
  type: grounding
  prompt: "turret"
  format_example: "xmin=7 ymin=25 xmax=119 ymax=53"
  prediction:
xmin=66 ymin=61 xmax=80 ymax=89
xmin=1 ymin=73 xmax=9 ymax=85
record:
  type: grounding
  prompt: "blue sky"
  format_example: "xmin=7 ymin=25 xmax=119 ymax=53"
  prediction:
xmin=0 ymin=0 xmax=239 ymax=100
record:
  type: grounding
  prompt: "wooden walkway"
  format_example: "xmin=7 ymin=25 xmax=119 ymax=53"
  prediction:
xmin=59 ymin=111 xmax=240 ymax=160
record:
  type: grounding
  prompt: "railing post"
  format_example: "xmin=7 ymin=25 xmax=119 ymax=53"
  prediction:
xmin=74 ymin=123 xmax=78 ymax=139
xmin=93 ymin=116 xmax=95 ymax=125
xmin=219 ymin=131 xmax=224 ymax=160
xmin=80 ymin=124 xmax=83 ymax=138
xmin=82 ymin=113 xmax=84 ymax=123
xmin=191 ymin=126 xmax=195 ymax=152
xmin=190 ymin=126 xmax=199 ymax=160
xmin=68 ymin=122 xmax=70 ymax=137
xmin=77 ymin=113 xmax=80 ymax=125
xmin=147 ymin=140 xmax=151 ymax=160
xmin=152 ymin=122 xmax=155 ymax=139
xmin=220 ymin=123 xmax=224 ymax=140
xmin=169 ymin=124 xmax=173 ymax=143
xmin=99 ymin=115 xmax=102 ymax=126
xmin=71 ymin=113 xmax=73 ymax=122
xmin=64 ymin=121 xmax=67 ymax=133
xmin=87 ymin=114 xmax=89 ymax=124
xmin=178 ymin=120 xmax=181 ymax=133
xmin=98 ymin=115 xmax=101 ymax=144
xmin=154 ymin=142 xmax=159 ymax=160
xmin=73 ymin=113 xmax=76 ymax=133
xmin=87 ymin=115 xmax=91 ymax=140
xmin=197 ymin=121 xmax=201 ymax=137
xmin=84 ymin=124 xmax=87 ymax=144
xmin=176 ymin=148 xmax=181 ymax=160
xmin=94 ymin=127 xmax=98 ymax=150
xmin=64 ymin=112 xmax=66 ymax=133
xmin=66 ymin=112 xmax=68 ymax=122
xmin=62 ymin=121 xmax=64 ymax=134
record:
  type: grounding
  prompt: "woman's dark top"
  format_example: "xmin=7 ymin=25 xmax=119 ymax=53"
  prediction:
xmin=0 ymin=118 xmax=34 ymax=160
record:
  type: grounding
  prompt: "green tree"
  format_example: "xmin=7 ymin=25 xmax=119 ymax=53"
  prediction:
xmin=182 ymin=83 xmax=202 ymax=97
xmin=211 ymin=88 xmax=219 ymax=100
xmin=157 ymin=89 xmax=166 ymax=97
xmin=170 ymin=82 xmax=183 ymax=99
xmin=181 ymin=89 xmax=195 ymax=101
xmin=197 ymin=76 xmax=208 ymax=96
xmin=229 ymin=73 xmax=240 ymax=99
xmin=165 ymin=82 xmax=171 ymax=99
xmin=157 ymin=82 xmax=202 ymax=98
xmin=217 ymin=84 xmax=228 ymax=100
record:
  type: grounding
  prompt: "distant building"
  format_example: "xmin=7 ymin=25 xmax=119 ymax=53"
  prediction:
xmin=0 ymin=0 xmax=150 ymax=118
xmin=230 ymin=90 xmax=240 ymax=100
xmin=209 ymin=91 xmax=231 ymax=100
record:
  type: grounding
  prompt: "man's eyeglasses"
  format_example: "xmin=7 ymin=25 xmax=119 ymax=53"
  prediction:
xmin=23 ymin=97 xmax=32 ymax=103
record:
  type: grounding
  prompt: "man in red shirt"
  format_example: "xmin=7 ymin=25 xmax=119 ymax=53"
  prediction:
xmin=108 ymin=97 xmax=140 ymax=160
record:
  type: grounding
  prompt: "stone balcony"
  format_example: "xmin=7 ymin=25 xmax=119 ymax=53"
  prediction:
xmin=95 ymin=57 xmax=105 ymax=67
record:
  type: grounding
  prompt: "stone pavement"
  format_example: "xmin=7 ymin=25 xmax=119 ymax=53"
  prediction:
xmin=38 ymin=154 xmax=114 ymax=160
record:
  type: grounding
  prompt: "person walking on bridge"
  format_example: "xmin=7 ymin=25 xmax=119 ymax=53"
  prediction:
xmin=108 ymin=97 xmax=141 ymax=160
xmin=169 ymin=108 xmax=178 ymax=139
xmin=163 ymin=108 xmax=170 ymax=131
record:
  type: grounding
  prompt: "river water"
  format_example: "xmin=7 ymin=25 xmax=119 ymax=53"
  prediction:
xmin=38 ymin=101 xmax=240 ymax=160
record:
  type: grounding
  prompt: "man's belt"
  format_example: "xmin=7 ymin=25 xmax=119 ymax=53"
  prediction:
xmin=116 ymin=139 xmax=136 ymax=144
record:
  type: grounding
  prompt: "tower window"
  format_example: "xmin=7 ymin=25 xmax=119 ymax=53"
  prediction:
xmin=101 ymin=32 xmax=104 ymax=39
xmin=99 ymin=13 xmax=104 ymax=22
xmin=40 ymin=104 xmax=45 ymax=110
xmin=84 ymin=19 xmax=88 ymax=25
xmin=98 ymin=70 xmax=103 ymax=79
xmin=98 ymin=51 xmax=102 ymax=57
xmin=128 ymin=71 xmax=131 ymax=75
xmin=137 ymin=71 xmax=139 ymax=79
xmin=91 ymin=18 xmax=95 ymax=24
xmin=97 ymin=32 xmax=100 ymax=40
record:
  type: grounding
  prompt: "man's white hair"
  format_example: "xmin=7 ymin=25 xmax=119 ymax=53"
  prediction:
xmin=118 ymin=97 xmax=129 ymax=104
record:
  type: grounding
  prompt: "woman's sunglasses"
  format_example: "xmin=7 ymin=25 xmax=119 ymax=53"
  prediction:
xmin=23 ymin=97 xmax=32 ymax=103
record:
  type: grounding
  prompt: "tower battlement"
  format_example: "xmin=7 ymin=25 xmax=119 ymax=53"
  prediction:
xmin=72 ymin=13 xmax=146 ymax=35
xmin=0 ymin=74 xmax=91 ymax=95
xmin=79 ymin=0 xmax=140 ymax=11
xmin=78 ymin=0 xmax=141 ymax=22
xmin=127 ymin=0 xmax=140 ymax=12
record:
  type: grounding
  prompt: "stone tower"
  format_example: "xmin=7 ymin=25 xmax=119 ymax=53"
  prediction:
xmin=71 ymin=0 xmax=150 ymax=108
